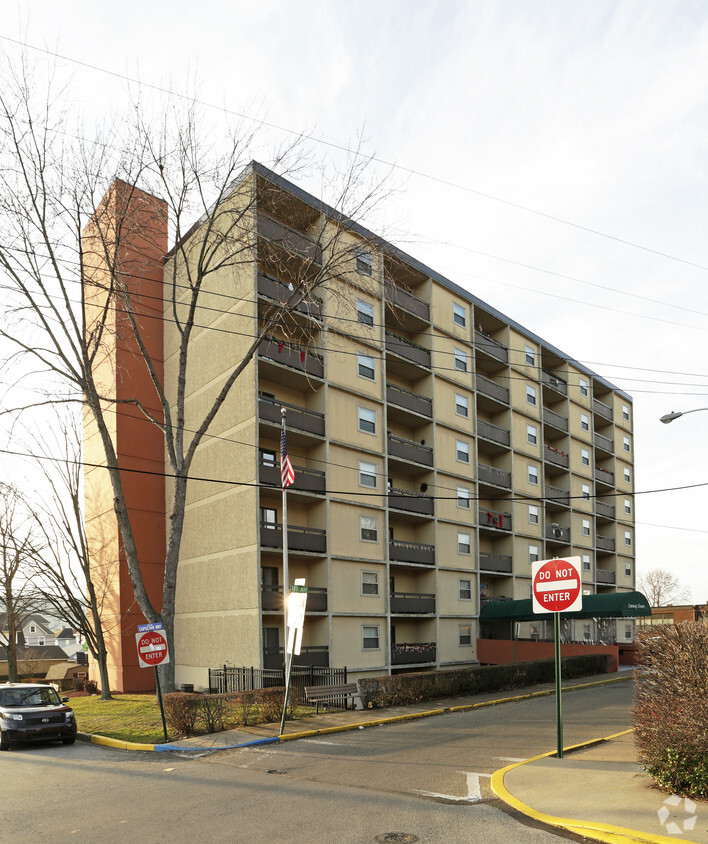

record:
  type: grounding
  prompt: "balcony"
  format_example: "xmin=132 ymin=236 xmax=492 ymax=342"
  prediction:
xmin=595 ymin=466 xmax=615 ymax=488
xmin=478 ymin=508 xmax=512 ymax=531
xmin=263 ymin=645 xmax=329 ymax=670
xmin=387 ymin=432 xmax=434 ymax=468
xmin=384 ymin=281 xmax=430 ymax=325
xmin=258 ymin=212 xmax=322 ymax=265
xmin=386 ymin=383 xmax=432 ymax=419
xmin=388 ymin=488 xmax=434 ymax=517
xmin=543 ymin=407 xmax=569 ymax=433
xmin=389 ymin=539 xmax=435 ymax=566
xmin=258 ymin=336 xmax=324 ymax=380
xmin=257 ymin=273 xmax=323 ymax=321
xmin=477 ymin=420 xmax=510 ymax=448
xmin=596 ymin=568 xmax=616 ymax=585
xmin=594 ymin=432 xmax=614 ymax=454
xmin=593 ymin=398 xmax=613 ymax=421
xmin=595 ymin=500 xmax=616 ymax=520
xmin=390 ymin=592 xmax=436 ymax=614
xmin=260 ymin=522 xmax=327 ymax=554
xmin=385 ymin=331 xmax=431 ymax=371
xmin=391 ymin=642 xmax=436 ymax=665
xmin=477 ymin=464 xmax=512 ymax=490
xmin=261 ymin=585 xmax=327 ymax=613
xmin=474 ymin=330 xmax=508 ymax=364
xmin=259 ymin=459 xmax=325 ymax=495
xmin=545 ymin=523 xmax=570 ymax=544
xmin=259 ymin=394 xmax=325 ymax=438
xmin=479 ymin=553 xmax=513 ymax=574
xmin=541 ymin=369 xmax=568 ymax=396
xmin=544 ymin=445 xmax=569 ymax=469
xmin=545 ymin=483 xmax=570 ymax=508
xmin=596 ymin=535 xmax=616 ymax=553
xmin=476 ymin=375 xmax=509 ymax=406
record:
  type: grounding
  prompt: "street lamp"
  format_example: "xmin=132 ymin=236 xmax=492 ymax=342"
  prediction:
xmin=660 ymin=407 xmax=708 ymax=424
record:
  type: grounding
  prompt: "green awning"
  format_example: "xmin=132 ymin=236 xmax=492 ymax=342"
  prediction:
xmin=479 ymin=591 xmax=651 ymax=623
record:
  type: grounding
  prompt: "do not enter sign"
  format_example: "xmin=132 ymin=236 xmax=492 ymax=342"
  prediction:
xmin=532 ymin=556 xmax=582 ymax=614
xmin=135 ymin=629 xmax=170 ymax=668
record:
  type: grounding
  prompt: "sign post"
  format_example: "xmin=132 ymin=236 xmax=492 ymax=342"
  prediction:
xmin=531 ymin=557 xmax=582 ymax=759
xmin=279 ymin=579 xmax=308 ymax=737
xmin=136 ymin=622 xmax=170 ymax=742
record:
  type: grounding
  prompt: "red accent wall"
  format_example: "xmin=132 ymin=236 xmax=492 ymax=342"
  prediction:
xmin=477 ymin=638 xmax=618 ymax=673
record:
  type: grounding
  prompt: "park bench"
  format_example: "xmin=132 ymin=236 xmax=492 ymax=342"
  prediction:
xmin=304 ymin=683 xmax=360 ymax=714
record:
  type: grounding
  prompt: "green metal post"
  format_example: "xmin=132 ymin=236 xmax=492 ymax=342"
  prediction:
xmin=154 ymin=666 xmax=168 ymax=743
xmin=554 ymin=611 xmax=563 ymax=759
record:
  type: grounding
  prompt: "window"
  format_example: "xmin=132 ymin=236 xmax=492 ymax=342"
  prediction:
xmin=624 ymin=468 xmax=631 ymax=483
xmin=579 ymin=378 xmax=588 ymax=397
xmin=526 ymin=385 xmax=537 ymax=406
xmin=527 ymin=424 xmax=537 ymax=445
xmin=262 ymin=566 xmax=278 ymax=587
xmin=355 ymin=249 xmax=373 ymax=275
xmin=625 ymin=561 xmax=632 ymax=577
xmin=361 ymin=571 xmax=379 ymax=596
xmin=261 ymin=507 xmax=277 ymax=528
xmin=580 ymin=413 xmax=589 ymax=432
xmin=624 ymin=498 xmax=631 ymax=515
xmin=529 ymin=545 xmax=539 ymax=563
xmin=458 ymin=532 xmax=471 ymax=554
xmin=582 ymin=519 xmax=591 ymax=536
xmin=583 ymin=623 xmax=592 ymax=641
xmin=582 ymin=554 xmax=591 ymax=571
xmin=453 ymin=347 xmax=467 ymax=372
xmin=362 ymin=625 xmax=380 ymax=650
xmin=359 ymin=461 xmax=377 ymax=488
xmin=581 ymin=448 xmax=590 ymax=466
xmin=528 ymin=465 xmax=538 ymax=485
xmin=453 ymin=302 xmax=466 ymax=327
xmin=459 ymin=579 xmax=472 ymax=600
xmin=457 ymin=486 xmax=470 ymax=509
xmin=624 ymin=530 xmax=632 ymax=547
xmin=360 ymin=515 xmax=378 ymax=542
xmin=356 ymin=298 xmax=374 ymax=326
xmin=528 ymin=505 xmax=539 ymax=525
xmin=456 ymin=439 xmax=470 ymax=463
xmin=30 ymin=625 xmax=36 ymax=634
xmin=624 ymin=623 xmax=632 ymax=640
xmin=455 ymin=393 xmax=469 ymax=418
xmin=459 ymin=624 xmax=472 ymax=646
xmin=260 ymin=448 xmax=276 ymax=468
xmin=524 ymin=345 xmax=536 ymax=366
xmin=38 ymin=636 xmax=45 ymax=646
xmin=582 ymin=483 xmax=590 ymax=500
xmin=623 ymin=436 xmax=631 ymax=453
xmin=623 ymin=405 xmax=630 ymax=421
xmin=357 ymin=352 xmax=375 ymax=380
xmin=358 ymin=406 xmax=376 ymax=434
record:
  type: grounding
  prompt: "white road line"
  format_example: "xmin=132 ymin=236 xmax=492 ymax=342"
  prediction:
xmin=415 ymin=771 xmax=491 ymax=803
xmin=493 ymin=756 xmax=525 ymax=762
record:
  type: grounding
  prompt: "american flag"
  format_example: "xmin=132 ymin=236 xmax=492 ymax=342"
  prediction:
xmin=281 ymin=426 xmax=295 ymax=488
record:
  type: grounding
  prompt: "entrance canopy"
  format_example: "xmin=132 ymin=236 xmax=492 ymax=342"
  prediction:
xmin=479 ymin=590 xmax=651 ymax=624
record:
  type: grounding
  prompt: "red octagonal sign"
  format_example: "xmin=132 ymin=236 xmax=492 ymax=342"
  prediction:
xmin=531 ymin=556 xmax=582 ymax=614
xmin=135 ymin=630 xmax=170 ymax=668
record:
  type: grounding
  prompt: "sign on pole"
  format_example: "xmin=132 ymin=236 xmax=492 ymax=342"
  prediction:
xmin=135 ymin=628 xmax=170 ymax=668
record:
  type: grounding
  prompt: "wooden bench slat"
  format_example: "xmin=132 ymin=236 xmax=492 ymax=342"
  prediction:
xmin=304 ymin=683 xmax=359 ymax=713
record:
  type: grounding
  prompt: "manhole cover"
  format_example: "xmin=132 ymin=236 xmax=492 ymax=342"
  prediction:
xmin=375 ymin=835 xmax=419 ymax=844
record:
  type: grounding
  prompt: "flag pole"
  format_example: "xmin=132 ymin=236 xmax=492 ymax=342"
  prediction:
xmin=280 ymin=408 xmax=290 ymax=705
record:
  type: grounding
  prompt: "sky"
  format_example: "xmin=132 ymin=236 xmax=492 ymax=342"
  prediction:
xmin=2 ymin=0 xmax=707 ymax=599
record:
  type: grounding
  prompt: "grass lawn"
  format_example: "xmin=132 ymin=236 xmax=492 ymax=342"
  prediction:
xmin=69 ymin=694 xmax=171 ymax=744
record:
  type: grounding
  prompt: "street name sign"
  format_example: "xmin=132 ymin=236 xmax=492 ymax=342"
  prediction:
xmin=532 ymin=556 xmax=582 ymax=614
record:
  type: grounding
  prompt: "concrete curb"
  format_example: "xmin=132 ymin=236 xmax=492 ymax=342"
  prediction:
xmin=490 ymin=728 xmax=684 ymax=844
xmin=78 ymin=672 xmax=631 ymax=753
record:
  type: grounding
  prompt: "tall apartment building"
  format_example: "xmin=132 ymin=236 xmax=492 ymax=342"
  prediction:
xmin=84 ymin=163 xmax=635 ymax=692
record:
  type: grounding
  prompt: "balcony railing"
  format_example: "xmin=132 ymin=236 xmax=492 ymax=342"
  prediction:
xmin=595 ymin=466 xmax=615 ymax=487
xmin=263 ymin=645 xmax=329 ymax=670
xmin=477 ymin=464 xmax=512 ymax=489
xmin=474 ymin=330 xmax=508 ymax=363
xmin=541 ymin=369 xmax=568 ymax=395
xmin=260 ymin=522 xmax=327 ymax=554
xmin=593 ymin=398 xmax=613 ymax=421
xmin=258 ymin=212 xmax=322 ymax=264
xmin=595 ymin=500 xmax=616 ymax=520
xmin=545 ymin=445 xmax=569 ymax=469
xmin=389 ymin=539 xmax=435 ymax=566
xmin=391 ymin=642 xmax=436 ymax=665
xmin=479 ymin=553 xmax=513 ymax=573
xmin=596 ymin=535 xmax=616 ymax=552
xmin=543 ymin=407 xmax=569 ymax=432
xmin=476 ymin=374 xmax=509 ymax=405
xmin=388 ymin=488 xmax=434 ymax=516
xmin=545 ymin=483 xmax=570 ymax=507
xmin=386 ymin=383 xmax=432 ymax=418
xmin=258 ymin=394 xmax=325 ymax=437
xmin=477 ymin=420 xmax=510 ymax=447
xmin=261 ymin=585 xmax=327 ymax=613
xmin=385 ymin=331 xmax=431 ymax=370
xmin=259 ymin=460 xmax=326 ymax=495
xmin=545 ymin=523 xmax=571 ymax=543
xmin=384 ymin=282 xmax=430 ymax=323
xmin=387 ymin=432 xmax=434 ymax=467
xmin=478 ymin=508 xmax=512 ymax=531
xmin=594 ymin=432 xmax=614 ymax=453
xmin=596 ymin=568 xmax=616 ymax=584
xmin=257 ymin=273 xmax=323 ymax=320
xmin=258 ymin=336 xmax=324 ymax=379
xmin=390 ymin=592 xmax=436 ymax=614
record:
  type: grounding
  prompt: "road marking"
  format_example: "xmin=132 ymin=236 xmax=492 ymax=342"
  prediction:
xmin=493 ymin=756 xmax=525 ymax=762
xmin=299 ymin=739 xmax=345 ymax=746
xmin=416 ymin=771 xmax=491 ymax=803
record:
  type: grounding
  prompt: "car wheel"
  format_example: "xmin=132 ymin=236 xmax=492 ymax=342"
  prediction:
xmin=0 ymin=731 xmax=10 ymax=751
xmin=61 ymin=736 xmax=75 ymax=746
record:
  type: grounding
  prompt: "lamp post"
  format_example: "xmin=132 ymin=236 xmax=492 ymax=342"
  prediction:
xmin=660 ymin=408 xmax=708 ymax=424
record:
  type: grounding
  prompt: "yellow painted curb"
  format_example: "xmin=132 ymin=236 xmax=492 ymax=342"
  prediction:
xmin=491 ymin=728 xmax=688 ymax=844
xmin=90 ymin=734 xmax=155 ymax=752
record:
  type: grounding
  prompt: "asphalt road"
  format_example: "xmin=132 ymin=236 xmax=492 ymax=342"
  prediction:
xmin=0 ymin=680 xmax=632 ymax=843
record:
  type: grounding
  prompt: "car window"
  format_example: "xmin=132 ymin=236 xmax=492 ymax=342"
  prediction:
xmin=1 ymin=687 xmax=61 ymax=706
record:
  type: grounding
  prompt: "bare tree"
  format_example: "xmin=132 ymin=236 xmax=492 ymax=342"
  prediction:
xmin=638 ymin=568 xmax=690 ymax=607
xmin=0 ymin=58 xmax=393 ymax=690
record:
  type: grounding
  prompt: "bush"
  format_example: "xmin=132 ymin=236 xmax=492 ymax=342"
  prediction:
xmin=73 ymin=678 xmax=85 ymax=692
xmin=634 ymin=623 xmax=708 ymax=797
xmin=164 ymin=687 xmax=288 ymax=736
xmin=164 ymin=692 xmax=202 ymax=737
xmin=85 ymin=680 xmax=98 ymax=695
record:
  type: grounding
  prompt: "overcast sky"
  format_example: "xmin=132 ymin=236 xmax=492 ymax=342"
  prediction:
xmin=3 ymin=1 xmax=708 ymax=599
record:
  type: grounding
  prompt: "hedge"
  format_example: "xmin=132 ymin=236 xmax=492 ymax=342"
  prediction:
xmin=357 ymin=654 xmax=611 ymax=709
xmin=163 ymin=687 xmax=286 ymax=737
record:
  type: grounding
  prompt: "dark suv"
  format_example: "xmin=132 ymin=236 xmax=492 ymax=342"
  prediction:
xmin=0 ymin=683 xmax=77 ymax=750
